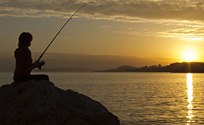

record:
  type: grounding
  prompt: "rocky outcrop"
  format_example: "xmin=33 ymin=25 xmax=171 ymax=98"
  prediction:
xmin=0 ymin=80 xmax=120 ymax=125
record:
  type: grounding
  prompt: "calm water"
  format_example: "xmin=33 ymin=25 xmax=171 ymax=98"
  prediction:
xmin=1 ymin=72 xmax=204 ymax=124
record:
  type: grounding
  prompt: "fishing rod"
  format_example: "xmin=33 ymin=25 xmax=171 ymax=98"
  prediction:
xmin=37 ymin=3 xmax=88 ymax=62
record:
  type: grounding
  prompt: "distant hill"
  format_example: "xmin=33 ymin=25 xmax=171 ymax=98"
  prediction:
xmin=99 ymin=62 xmax=204 ymax=73
xmin=34 ymin=68 xmax=95 ymax=72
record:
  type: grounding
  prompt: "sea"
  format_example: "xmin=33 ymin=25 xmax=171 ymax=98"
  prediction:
xmin=1 ymin=72 xmax=204 ymax=125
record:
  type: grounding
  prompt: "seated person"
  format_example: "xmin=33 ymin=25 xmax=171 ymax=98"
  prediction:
xmin=13 ymin=32 xmax=49 ymax=83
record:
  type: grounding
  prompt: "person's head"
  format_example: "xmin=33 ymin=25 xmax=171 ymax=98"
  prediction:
xmin=18 ymin=32 xmax=33 ymax=47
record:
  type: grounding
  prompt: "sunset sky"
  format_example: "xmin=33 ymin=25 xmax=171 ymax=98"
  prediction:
xmin=1 ymin=0 xmax=204 ymax=70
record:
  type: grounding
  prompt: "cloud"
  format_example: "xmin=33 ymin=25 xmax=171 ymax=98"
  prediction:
xmin=111 ymin=18 xmax=204 ymax=40
xmin=1 ymin=0 xmax=204 ymax=22
xmin=1 ymin=0 xmax=204 ymax=41
xmin=158 ymin=27 xmax=204 ymax=41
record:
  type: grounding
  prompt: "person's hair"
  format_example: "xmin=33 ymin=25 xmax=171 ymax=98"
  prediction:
xmin=18 ymin=32 xmax=33 ymax=47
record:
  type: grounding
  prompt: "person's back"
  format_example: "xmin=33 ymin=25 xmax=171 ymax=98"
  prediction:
xmin=14 ymin=46 xmax=32 ymax=76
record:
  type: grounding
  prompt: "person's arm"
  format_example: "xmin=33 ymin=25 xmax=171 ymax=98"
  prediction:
xmin=31 ymin=60 xmax=40 ymax=70
xmin=31 ymin=61 xmax=45 ymax=70
xmin=26 ymin=49 xmax=45 ymax=72
xmin=26 ymin=49 xmax=41 ymax=73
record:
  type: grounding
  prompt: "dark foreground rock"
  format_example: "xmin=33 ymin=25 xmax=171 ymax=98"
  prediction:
xmin=0 ymin=80 xmax=120 ymax=125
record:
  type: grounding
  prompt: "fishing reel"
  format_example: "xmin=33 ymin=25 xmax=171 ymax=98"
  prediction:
xmin=38 ymin=61 xmax=45 ymax=70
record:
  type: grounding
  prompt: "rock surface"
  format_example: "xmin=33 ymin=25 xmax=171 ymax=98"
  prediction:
xmin=0 ymin=80 xmax=120 ymax=125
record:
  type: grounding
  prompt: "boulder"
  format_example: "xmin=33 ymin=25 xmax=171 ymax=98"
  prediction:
xmin=0 ymin=80 xmax=120 ymax=125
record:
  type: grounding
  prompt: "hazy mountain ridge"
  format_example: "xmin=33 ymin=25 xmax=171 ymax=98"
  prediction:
xmin=100 ymin=62 xmax=204 ymax=73
xmin=35 ymin=67 xmax=95 ymax=72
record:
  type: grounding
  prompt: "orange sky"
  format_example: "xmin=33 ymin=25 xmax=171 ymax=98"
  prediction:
xmin=1 ymin=0 xmax=204 ymax=70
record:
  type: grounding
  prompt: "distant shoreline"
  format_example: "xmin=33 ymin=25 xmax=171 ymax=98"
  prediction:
xmin=98 ymin=62 xmax=204 ymax=73
xmin=3 ymin=62 xmax=204 ymax=73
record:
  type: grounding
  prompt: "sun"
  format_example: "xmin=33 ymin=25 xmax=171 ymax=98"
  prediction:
xmin=182 ymin=49 xmax=197 ymax=62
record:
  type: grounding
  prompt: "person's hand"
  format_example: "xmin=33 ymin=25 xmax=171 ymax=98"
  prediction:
xmin=38 ymin=61 xmax=45 ymax=70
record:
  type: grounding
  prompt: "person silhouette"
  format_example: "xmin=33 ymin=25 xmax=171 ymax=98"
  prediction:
xmin=13 ymin=32 xmax=49 ymax=83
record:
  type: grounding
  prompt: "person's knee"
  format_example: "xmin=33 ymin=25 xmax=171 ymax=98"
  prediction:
xmin=38 ymin=74 xmax=49 ymax=81
xmin=44 ymin=75 xmax=49 ymax=80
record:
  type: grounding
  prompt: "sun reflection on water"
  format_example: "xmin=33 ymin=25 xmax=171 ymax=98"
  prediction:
xmin=186 ymin=73 xmax=194 ymax=124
